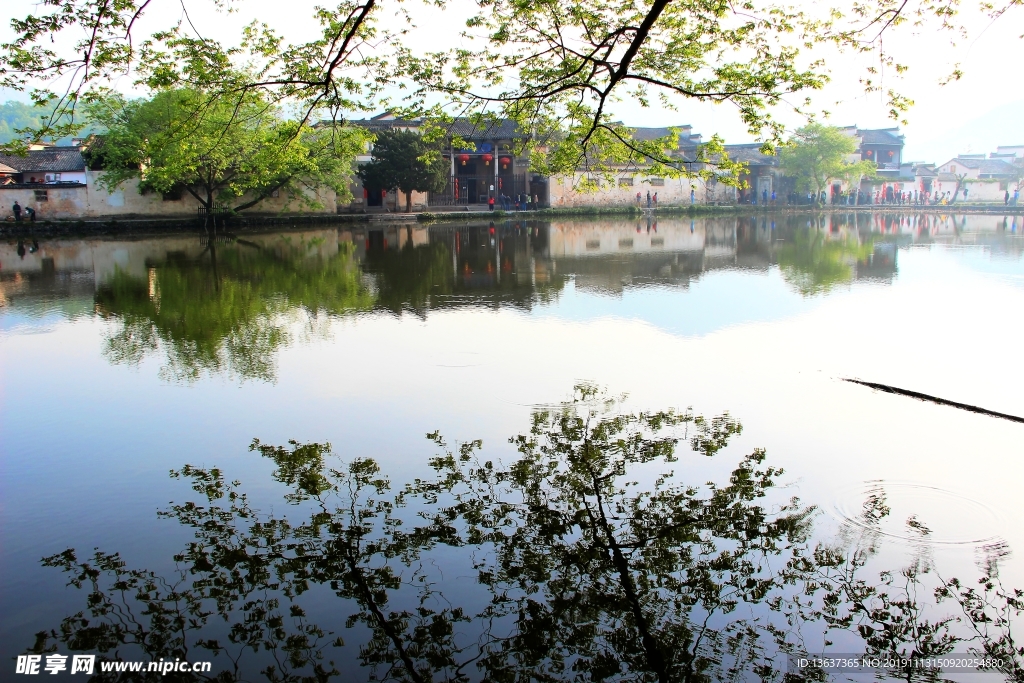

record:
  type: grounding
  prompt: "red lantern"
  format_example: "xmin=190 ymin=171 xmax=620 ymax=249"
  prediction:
xmin=482 ymin=153 xmax=493 ymax=165
xmin=888 ymin=150 xmax=894 ymax=158
xmin=866 ymin=150 xmax=873 ymax=158
xmin=499 ymin=156 xmax=511 ymax=170
xmin=458 ymin=154 xmax=470 ymax=166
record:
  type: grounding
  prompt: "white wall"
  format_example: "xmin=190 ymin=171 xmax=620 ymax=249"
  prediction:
xmin=548 ymin=172 xmax=736 ymax=207
xmin=0 ymin=171 xmax=339 ymax=220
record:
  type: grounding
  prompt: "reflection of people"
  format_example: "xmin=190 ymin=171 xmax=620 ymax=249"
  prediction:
xmin=12 ymin=200 xmax=22 ymax=221
xmin=17 ymin=239 xmax=26 ymax=258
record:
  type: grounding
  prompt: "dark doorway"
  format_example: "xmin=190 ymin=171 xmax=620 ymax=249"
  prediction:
xmin=367 ymin=188 xmax=383 ymax=207
xmin=529 ymin=179 xmax=548 ymax=207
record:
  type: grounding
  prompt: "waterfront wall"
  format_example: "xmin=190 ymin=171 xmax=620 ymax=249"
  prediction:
xmin=0 ymin=171 xmax=339 ymax=221
xmin=548 ymin=173 xmax=737 ymax=207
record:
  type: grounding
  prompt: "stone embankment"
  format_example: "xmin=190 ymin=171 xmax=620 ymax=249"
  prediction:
xmin=1 ymin=203 xmax=1021 ymax=238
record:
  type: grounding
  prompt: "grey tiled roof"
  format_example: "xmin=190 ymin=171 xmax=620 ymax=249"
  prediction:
xmin=858 ymin=128 xmax=904 ymax=145
xmin=0 ymin=147 xmax=86 ymax=172
xmin=724 ymin=143 xmax=778 ymax=165
xmin=951 ymin=157 xmax=1017 ymax=174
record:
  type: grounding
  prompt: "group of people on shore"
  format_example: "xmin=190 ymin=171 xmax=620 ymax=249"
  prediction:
xmin=635 ymin=191 xmax=659 ymax=208
xmin=490 ymin=193 xmax=540 ymax=211
xmin=777 ymin=186 xmax=1022 ymax=207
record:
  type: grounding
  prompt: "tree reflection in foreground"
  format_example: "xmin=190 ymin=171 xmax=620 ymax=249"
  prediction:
xmin=28 ymin=386 xmax=1024 ymax=682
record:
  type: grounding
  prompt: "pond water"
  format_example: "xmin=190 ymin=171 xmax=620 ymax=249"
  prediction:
xmin=2 ymin=212 xmax=1023 ymax=681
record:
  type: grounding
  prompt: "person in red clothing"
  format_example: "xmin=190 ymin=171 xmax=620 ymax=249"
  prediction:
xmin=488 ymin=196 xmax=495 ymax=211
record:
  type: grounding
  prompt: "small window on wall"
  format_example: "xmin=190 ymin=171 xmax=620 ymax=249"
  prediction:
xmin=34 ymin=189 xmax=48 ymax=201
xmin=618 ymin=177 xmax=634 ymax=186
xmin=649 ymin=178 xmax=665 ymax=186
xmin=44 ymin=173 xmax=61 ymax=183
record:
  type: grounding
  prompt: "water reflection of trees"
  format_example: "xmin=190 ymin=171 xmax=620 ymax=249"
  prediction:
xmin=28 ymin=387 xmax=1023 ymax=682
xmin=776 ymin=222 xmax=875 ymax=295
xmin=95 ymin=239 xmax=374 ymax=382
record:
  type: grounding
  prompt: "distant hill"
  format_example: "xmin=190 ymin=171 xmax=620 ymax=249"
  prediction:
xmin=0 ymin=101 xmax=52 ymax=143
xmin=0 ymin=100 xmax=101 ymax=145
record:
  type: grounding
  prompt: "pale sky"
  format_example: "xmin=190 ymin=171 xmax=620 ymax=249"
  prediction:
xmin=2 ymin=0 xmax=1021 ymax=164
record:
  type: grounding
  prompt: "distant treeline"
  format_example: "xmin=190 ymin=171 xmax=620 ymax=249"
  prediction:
xmin=0 ymin=101 xmax=49 ymax=143
xmin=0 ymin=100 xmax=99 ymax=144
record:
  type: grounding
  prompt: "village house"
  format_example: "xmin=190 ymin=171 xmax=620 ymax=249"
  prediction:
xmin=992 ymin=145 xmax=1024 ymax=159
xmin=0 ymin=144 xmax=89 ymax=185
xmin=931 ymin=153 xmax=1022 ymax=202
xmin=549 ymin=125 xmax=737 ymax=207
xmin=723 ymin=143 xmax=780 ymax=204
xmin=938 ymin=155 xmax=1020 ymax=180
xmin=341 ymin=113 xmax=536 ymax=212
xmin=839 ymin=127 xmax=905 ymax=177
xmin=344 ymin=116 xmax=738 ymax=210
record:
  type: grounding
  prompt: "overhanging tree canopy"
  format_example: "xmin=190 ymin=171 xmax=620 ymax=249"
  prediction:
xmin=0 ymin=0 xmax=1013 ymax=178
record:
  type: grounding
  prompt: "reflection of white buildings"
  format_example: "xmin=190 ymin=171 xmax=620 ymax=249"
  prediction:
xmin=535 ymin=218 xmax=750 ymax=293
xmin=0 ymin=230 xmax=347 ymax=307
xmin=545 ymin=219 xmax=706 ymax=256
xmin=3 ymin=214 xmax=1021 ymax=309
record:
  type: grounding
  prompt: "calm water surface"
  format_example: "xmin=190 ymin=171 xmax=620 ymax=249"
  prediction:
xmin=2 ymin=212 xmax=1023 ymax=681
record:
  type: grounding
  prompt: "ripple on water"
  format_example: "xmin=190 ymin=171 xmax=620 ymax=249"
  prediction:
xmin=830 ymin=480 xmax=1006 ymax=547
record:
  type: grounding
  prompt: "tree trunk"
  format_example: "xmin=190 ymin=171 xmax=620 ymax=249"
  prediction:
xmin=952 ymin=176 xmax=964 ymax=204
xmin=405 ymin=190 xmax=412 ymax=213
